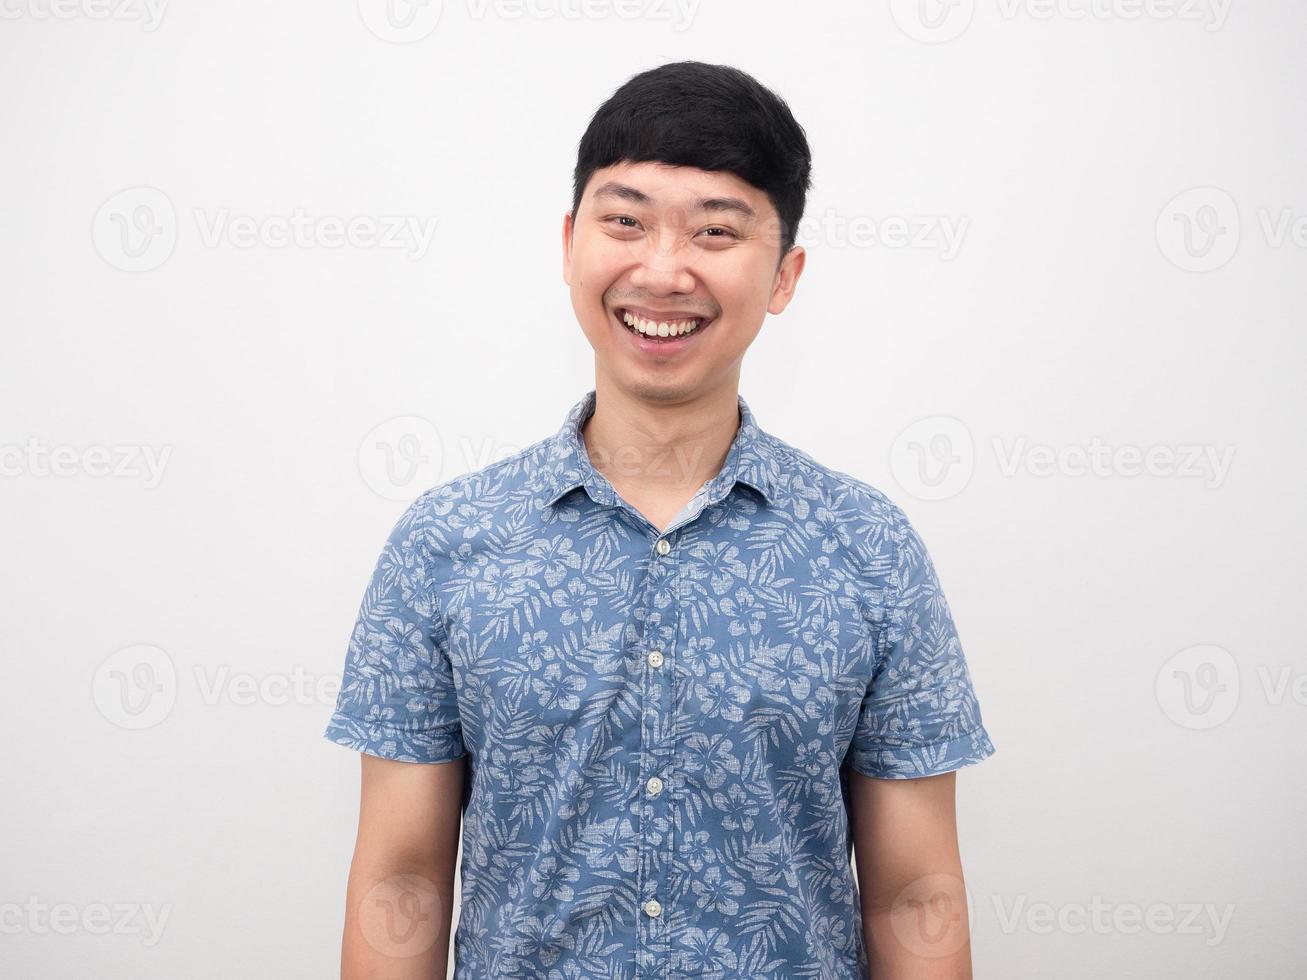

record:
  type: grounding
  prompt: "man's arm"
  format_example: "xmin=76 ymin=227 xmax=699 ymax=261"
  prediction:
xmin=849 ymin=769 xmax=974 ymax=980
xmin=340 ymin=754 xmax=465 ymax=979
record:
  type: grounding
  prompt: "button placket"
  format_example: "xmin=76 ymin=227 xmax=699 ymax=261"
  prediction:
xmin=665 ymin=554 xmax=692 ymax=978
xmin=639 ymin=536 xmax=678 ymax=972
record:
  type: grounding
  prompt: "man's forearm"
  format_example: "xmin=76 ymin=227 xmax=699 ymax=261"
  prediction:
xmin=862 ymin=869 xmax=973 ymax=980
xmin=340 ymin=860 xmax=456 ymax=980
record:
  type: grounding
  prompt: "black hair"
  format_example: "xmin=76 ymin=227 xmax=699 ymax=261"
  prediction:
xmin=571 ymin=61 xmax=813 ymax=260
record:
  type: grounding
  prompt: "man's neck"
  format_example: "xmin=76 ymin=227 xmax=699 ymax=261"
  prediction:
xmin=579 ymin=380 xmax=742 ymax=524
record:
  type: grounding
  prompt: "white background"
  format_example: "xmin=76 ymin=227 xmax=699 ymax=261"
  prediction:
xmin=2 ymin=1 xmax=1303 ymax=977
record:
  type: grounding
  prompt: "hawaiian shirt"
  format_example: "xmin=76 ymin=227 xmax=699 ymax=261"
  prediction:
xmin=324 ymin=388 xmax=996 ymax=979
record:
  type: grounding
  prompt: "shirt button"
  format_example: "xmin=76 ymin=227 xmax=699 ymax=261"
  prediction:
xmin=647 ymin=650 xmax=664 ymax=668
xmin=654 ymin=537 xmax=670 ymax=556
xmin=646 ymin=776 xmax=664 ymax=796
xmin=643 ymin=898 xmax=662 ymax=918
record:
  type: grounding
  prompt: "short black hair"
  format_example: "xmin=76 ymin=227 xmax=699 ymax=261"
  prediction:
xmin=571 ymin=61 xmax=813 ymax=260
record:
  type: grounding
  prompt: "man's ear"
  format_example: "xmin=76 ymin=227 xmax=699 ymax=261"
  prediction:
xmin=768 ymin=245 xmax=806 ymax=315
xmin=562 ymin=210 xmax=575 ymax=286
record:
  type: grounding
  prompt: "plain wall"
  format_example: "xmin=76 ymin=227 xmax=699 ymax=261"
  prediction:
xmin=1 ymin=1 xmax=1303 ymax=976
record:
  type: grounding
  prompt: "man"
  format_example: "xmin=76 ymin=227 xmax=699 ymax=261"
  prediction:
xmin=325 ymin=60 xmax=995 ymax=979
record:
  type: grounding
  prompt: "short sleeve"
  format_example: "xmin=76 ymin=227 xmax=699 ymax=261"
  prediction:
xmin=846 ymin=506 xmax=995 ymax=779
xmin=323 ymin=495 xmax=466 ymax=764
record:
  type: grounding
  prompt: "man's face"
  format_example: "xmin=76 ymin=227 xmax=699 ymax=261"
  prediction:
xmin=563 ymin=160 xmax=805 ymax=404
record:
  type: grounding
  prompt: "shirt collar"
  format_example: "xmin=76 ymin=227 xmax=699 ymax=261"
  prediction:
xmin=536 ymin=389 xmax=780 ymax=510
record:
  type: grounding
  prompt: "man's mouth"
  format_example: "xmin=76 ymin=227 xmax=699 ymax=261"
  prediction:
xmin=613 ymin=306 xmax=716 ymax=344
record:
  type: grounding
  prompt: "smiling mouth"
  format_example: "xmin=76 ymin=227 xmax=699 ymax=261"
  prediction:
xmin=613 ymin=307 xmax=716 ymax=343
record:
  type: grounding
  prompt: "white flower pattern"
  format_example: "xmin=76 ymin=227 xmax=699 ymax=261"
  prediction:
xmin=325 ymin=389 xmax=995 ymax=979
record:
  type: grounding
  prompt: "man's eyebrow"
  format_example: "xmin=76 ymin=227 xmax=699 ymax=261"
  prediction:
xmin=695 ymin=196 xmax=756 ymax=220
xmin=592 ymin=182 xmax=757 ymax=220
xmin=592 ymin=182 xmax=651 ymax=206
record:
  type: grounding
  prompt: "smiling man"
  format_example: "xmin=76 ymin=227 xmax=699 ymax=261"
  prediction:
xmin=326 ymin=61 xmax=996 ymax=980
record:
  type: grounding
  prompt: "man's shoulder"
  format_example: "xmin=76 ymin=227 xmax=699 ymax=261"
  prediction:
xmin=397 ymin=434 xmax=557 ymax=527
xmin=761 ymin=430 xmax=910 ymax=530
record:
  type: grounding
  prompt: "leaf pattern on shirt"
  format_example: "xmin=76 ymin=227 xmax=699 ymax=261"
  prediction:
xmin=326 ymin=389 xmax=995 ymax=979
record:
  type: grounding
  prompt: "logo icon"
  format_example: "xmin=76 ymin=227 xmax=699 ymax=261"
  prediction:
xmin=889 ymin=0 xmax=976 ymax=44
xmin=1155 ymin=643 xmax=1240 ymax=729
xmin=890 ymin=416 xmax=975 ymax=501
xmin=92 ymin=644 xmax=178 ymax=730
xmin=888 ymin=874 xmax=976 ymax=959
xmin=358 ymin=0 xmax=443 ymax=42
xmin=358 ymin=416 xmax=444 ymax=500
xmin=358 ymin=873 xmax=443 ymax=957
xmin=1156 ymin=187 xmax=1240 ymax=272
xmin=92 ymin=186 xmax=177 ymax=272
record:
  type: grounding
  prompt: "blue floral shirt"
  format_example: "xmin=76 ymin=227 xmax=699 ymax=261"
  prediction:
xmin=324 ymin=389 xmax=995 ymax=979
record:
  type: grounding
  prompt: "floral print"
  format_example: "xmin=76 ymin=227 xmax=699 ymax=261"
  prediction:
xmin=325 ymin=389 xmax=995 ymax=978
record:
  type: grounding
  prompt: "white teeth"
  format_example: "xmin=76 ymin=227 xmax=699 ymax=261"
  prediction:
xmin=621 ymin=310 xmax=702 ymax=337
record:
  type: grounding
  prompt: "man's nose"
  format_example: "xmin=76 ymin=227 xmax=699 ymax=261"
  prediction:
xmin=628 ymin=234 xmax=695 ymax=294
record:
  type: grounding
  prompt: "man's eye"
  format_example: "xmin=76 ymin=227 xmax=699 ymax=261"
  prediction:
xmin=701 ymin=227 xmax=738 ymax=239
xmin=609 ymin=216 xmax=640 ymax=229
